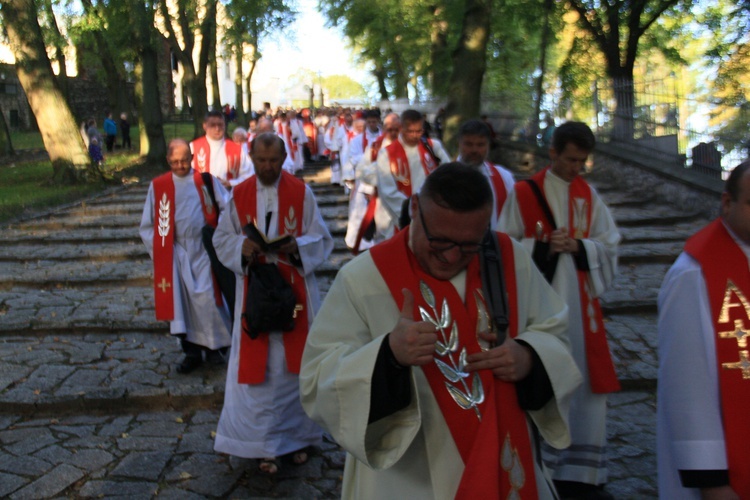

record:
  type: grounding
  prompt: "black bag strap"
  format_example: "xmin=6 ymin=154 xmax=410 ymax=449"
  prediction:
xmin=419 ymin=136 xmax=442 ymax=166
xmin=523 ymin=178 xmax=560 ymax=283
xmin=201 ymin=172 xmax=220 ymax=214
xmin=480 ymin=230 xmax=509 ymax=346
xmin=523 ymin=178 xmax=556 ymax=230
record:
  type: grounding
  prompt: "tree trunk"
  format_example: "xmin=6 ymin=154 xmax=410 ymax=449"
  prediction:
xmin=0 ymin=110 xmax=14 ymax=156
xmin=245 ymin=60 xmax=256 ymax=115
xmin=135 ymin=54 xmax=167 ymax=166
xmin=80 ymin=0 xmax=127 ymax=115
xmin=374 ymin=65 xmax=389 ymax=102
xmin=443 ymin=0 xmax=491 ymax=152
xmin=531 ymin=0 xmax=554 ymax=141
xmin=39 ymin=0 xmax=69 ymax=99
xmin=1 ymin=0 xmax=95 ymax=183
xmin=234 ymin=45 xmax=245 ymax=125
xmin=429 ymin=5 xmax=450 ymax=97
xmin=209 ymin=31 xmax=222 ymax=113
xmin=132 ymin=0 xmax=166 ymax=166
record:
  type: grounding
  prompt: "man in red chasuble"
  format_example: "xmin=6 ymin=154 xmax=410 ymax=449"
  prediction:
xmin=301 ymin=163 xmax=581 ymax=499
xmin=658 ymin=160 xmax=750 ymax=499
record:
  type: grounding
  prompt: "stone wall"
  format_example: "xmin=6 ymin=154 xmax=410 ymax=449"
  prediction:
xmin=0 ymin=63 xmax=32 ymax=130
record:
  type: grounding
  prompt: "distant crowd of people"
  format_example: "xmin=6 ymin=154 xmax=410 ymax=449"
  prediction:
xmin=137 ymin=104 xmax=749 ymax=499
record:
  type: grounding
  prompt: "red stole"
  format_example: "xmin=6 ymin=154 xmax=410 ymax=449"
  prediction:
xmin=485 ymin=162 xmax=509 ymax=220
xmin=191 ymin=136 xmax=242 ymax=180
xmin=385 ymin=139 xmax=439 ymax=197
xmin=370 ymin=229 xmax=538 ymax=499
xmin=515 ymin=168 xmax=620 ymax=393
xmin=232 ymin=172 xmax=308 ymax=384
xmin=370 ymin=135 xmax=385 ymax=162
xmin=151 ymin=171 xmax=219 ymax=320
xmin=685 ymin=220 xmax=750 ymax=496
xmin=303 ymin=120 xmax=317 ymax=155
xmin=277 ymin=122 xmax=297 ymax=161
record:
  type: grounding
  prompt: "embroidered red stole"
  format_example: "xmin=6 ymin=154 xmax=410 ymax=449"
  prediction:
xmin=385 ymin=139 xmax=438 ymax=197
xmin=151 ymin=171 xmax=219 ymax=319
xmin=232 ymin=172 xmax=308 ymax=384
xmin=515 ymin=168 xmax=620 ymax=393
xmin=351 ymin=135 xmax=386 ymax=255
xmin=278 ymin=121 xmax=297 ymax=161
xmin=485 ymin=162 xmax=508 ymax=220
xmin=191 ymin=137 xmax=242 ymax=180
xmin=370 ymin=229 xmax=538 ymax=499
xmin=685 ymin=220 xmax=750 ymax=496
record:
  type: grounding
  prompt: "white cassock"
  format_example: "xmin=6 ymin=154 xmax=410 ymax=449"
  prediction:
xmin=190 ymin=137 xmax=253 ymax=187
xmin=290 ymin=118 xmax=307 ymax=172
xmin=300 ymin=242 xmax=582 ymax=499
xmin=139 ymin=172 xmax=232 ymax=350
xmin=656 ymin=227 xmax=750 ymax=499
xmin=498 ymin=170 xmax=620 ymax=485
xmin=375 ymin=137 xmax=451 ymax=240
xmin=325 ymin=124 xmax=345 ymax=185
xmin=456 ymin=156 xmax=515 ymax=230
xmin=355 ymin=136 xmax=395 ymax=245
xmin=344 ymin=129 xmax=381 ymax=250
xmin=340 ymin=127 xmax=357 ymax=181
xmin=212 ymin=177 xmax=334 ymax=458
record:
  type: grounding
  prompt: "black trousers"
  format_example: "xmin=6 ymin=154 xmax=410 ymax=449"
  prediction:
xmin=202 ymin=225 xmax=236 ymax=322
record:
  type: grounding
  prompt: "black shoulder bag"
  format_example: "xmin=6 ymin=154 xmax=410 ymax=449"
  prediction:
xmin=243 ymin=263 xmax=297 ymax=339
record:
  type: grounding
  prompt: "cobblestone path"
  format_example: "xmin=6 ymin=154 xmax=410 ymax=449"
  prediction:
xmin=0 ymin=157 xmax=714 ymax=498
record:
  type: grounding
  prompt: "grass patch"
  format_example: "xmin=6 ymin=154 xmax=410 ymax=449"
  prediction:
xmin=0 ymin=152 xmax=163 ymax=224
xmin=1 ymin=119 xmax=234 ymax=224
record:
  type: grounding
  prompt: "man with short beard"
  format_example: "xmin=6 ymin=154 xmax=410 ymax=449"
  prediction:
xmin=456 ymin=119 xmax=516 ymax=229
xmin=212 ymin=133 xmax=333 ymax=475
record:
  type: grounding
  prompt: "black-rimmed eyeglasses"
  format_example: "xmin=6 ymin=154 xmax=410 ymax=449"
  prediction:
xmin=416 ymin=196 xmax=483 ymax=254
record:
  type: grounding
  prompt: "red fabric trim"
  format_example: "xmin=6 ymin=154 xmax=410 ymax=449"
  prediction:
xmin=370 ymin=229 xmax=537 ymax=498
xmin=485 ymin=162 xmax=508 ymax=220
xmin=352 ymin=193 xmax=378 ymax=255
xmin=152 ymin=173 xmax=175 ymax=321
xmin=385 ymin=140 xmax=438 ymax=198
xmin=685 ymin=220 xmax=750 ymax=496
xmin=190 ymin=137 xmax=242 ymax=180
xmin=232 ymin=172 xmax=308 ymax=384
xmin=370 ymin=135 xmax=385 ymax=162
xmin=515 ymin=168 xmax=620 ymax=393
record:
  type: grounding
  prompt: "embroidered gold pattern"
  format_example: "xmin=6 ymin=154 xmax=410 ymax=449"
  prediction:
xmin=722 ymin=350 xmax=750 ymax=379
xmin=157 ymin=278 xmax=171 ymax=293
xmin=419 ymin=281 xmax=484 ymax=420
xmin=718 ymin=319 xmax=749 ymax=348
xmin=717 ymin=279 xmax=750 ymax=381
xmin=284 ymin=206 xmax=297 ymax=235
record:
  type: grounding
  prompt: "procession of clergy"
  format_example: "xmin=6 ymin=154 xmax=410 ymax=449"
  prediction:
xmin=139 ymin=105 xmax=749 ymax=499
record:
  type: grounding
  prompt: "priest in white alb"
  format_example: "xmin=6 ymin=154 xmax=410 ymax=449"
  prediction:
xmin=212 ymin=133 xmax=333 ymax=474
xmin=140 ymin=139 xmax=232 ymax=374
xmin=301 ymin=163 xmax=581 ymax=499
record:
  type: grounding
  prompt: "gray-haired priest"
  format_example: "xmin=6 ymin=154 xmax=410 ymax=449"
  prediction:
xmin=300 ymin=163 xmax=581 ymax=499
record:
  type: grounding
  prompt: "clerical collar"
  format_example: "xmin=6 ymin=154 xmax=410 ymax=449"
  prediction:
xmin=206 ymin=136 xmax=224 ymax=148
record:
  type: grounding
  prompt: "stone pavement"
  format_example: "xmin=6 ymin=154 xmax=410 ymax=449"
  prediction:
xmin=0 ymin=154 xmax=717 ymax=498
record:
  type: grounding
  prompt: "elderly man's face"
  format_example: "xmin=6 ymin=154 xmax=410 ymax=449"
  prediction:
xmin=458 ymin=134 xmax=490 ymax=167
xmin=203 ymin=116 xmax=226 ymax=141
xmin=384 ymin=119 xmax=401 ymax=141
xmin=723 ymin=169 xmax=750 ymax=246
xmin=252 ymin=141 xmax=286 ymax=187
xmin=409 ymin=195 xmax=490 ymax=281
xmin=167 ymin=142 xmax=192 ymax=178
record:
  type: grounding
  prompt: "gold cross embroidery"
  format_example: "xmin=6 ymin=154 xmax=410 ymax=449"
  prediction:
xmin=718 ymin=319 xmax=749 ymax=348
xmin=722 ymin=350 xmax=750 ymax=379
xmin=292 ymin=304 xmax=304 ymax=319
xmin=157 ymin=278 xmax=171 ymax=293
